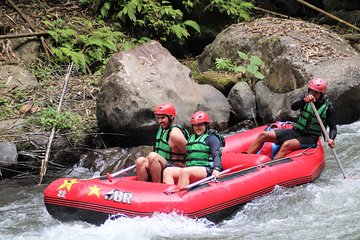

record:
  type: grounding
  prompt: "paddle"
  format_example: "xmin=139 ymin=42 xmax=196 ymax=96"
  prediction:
xmin=163 ymin=148 xmax=314 ymax=196
xmin=164 ymin=164 xmax=245 ymax=195
xmin=309 ymin=101 xmax=347 ymax=179
xmin=106 ymin=164 xmax=136 ymax=182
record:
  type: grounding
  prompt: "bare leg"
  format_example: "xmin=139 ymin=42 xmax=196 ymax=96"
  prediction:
xmin=274 ymin=139 xmax=300 ymax=159
xmin=163 ymin=167 xmax=182 ymax=184
xmin=178 ymin=167 xmax=207 ymax=189
xmin=247 ymin=131 xmax=277 ymax=154
xmin=148 ymin=152 xmax=167 ymax=183
xmin=135 ymin=156 xmax=149 ymax=182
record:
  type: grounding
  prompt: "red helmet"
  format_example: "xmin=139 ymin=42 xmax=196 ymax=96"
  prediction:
xmin=190 ymin=111 xmax=210 ymax=125
xmin=154 ymin=103 xmax=176 ymax=119
xmin=308 ymin=78 xmax=327 ymax=93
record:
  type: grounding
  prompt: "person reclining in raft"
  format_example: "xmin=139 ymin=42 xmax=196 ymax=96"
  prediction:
xmin=163 ymin=111 xmax=225 ymax=188
xmin=135 ymin=103 xmax=189 ymax=182
xmin=247 ymin=78 xmax=337 ymax=159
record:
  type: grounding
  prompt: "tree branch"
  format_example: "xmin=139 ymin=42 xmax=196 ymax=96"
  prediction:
xmin=295 ymin=0 xmax=360 ymax=32
xmin=0 ymin=31 xmax=49 ymax=40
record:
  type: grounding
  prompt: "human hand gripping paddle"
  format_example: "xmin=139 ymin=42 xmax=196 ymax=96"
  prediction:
xmin=309 ymin=101 xmax=347 ymax=179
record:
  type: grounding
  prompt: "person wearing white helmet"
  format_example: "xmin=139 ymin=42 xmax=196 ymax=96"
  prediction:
xmin=247 ymin=78 xmax=337 ymax=159
xmin=135 ymin=103 xmax=189 ymax=182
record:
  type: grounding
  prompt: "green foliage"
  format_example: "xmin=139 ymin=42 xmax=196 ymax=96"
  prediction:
xmin=79 ymin=0 xmax=90 ymax=4
xmin=77 ymin=0 xmax=253 ymax=46
xmin=0 ymin=88 xmax=35 ymax=121
xmin=205 ymin=0 xmax=253 ymax=22
xmin=115 ymin=0 xmax=201 ymax=44
xmin=43 ymin=17 xmax=140 ymax=73
xmin=215 ymin=57 xmax=234 ymax=71
xmin=215 ymin=50 xmax=265 ymax=86
xmin=27 ymin=107 xmax=87 ymax=143
xmin=27 ymin=61 xmax=63 ymax=82
xmin=42 ymin=1 xmax=255 ymax=74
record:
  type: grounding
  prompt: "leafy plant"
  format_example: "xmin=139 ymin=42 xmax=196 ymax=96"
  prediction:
xmin=43 ymin=17 xmax=137 ymax=73
xmin=115 ymin=0 xmax=201 ymax=44
xmin=215 ymin=50 xmax=265 ymax=86
xmin=28 ymin=107 xmax=78 ymax=130
xmin=215 ymin=58 xmax=234 ymax=71
xmin=27 ymin=107 xmax=87 ymax=143
xmin=205 ymin=0 xmax=253 ymax=22
xmin=42 ymin=1 xmax=255 ymax=74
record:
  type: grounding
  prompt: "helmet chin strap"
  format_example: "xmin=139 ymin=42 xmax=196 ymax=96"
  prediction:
xmin=165 ymin=115 xmax=173 ymax=128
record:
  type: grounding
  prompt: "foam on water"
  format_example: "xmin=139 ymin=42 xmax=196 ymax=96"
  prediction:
xmin=5 ymin=213 xmax=224 ymax=240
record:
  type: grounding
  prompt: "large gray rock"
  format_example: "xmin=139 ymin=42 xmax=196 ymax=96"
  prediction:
xmin=199 ymin=17 xmax=360 ymax=124
xmin=97 ymin=41 xmax=230 ymax=145
xmin=228 ymin=82 xmax=256 ymax=121
xmin=0 ymin=142 xmax=17 ymax=166
xmin=0 ymin=65 xmax=38 ymax=89
xmin=254 ymin=81 xmax=303 ymax=122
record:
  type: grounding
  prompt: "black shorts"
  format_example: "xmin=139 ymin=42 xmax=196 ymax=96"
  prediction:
xmin=166 ymin=160 xmax=185 ymax=168
xmin=275 ymin=128 xmax=318 ymax=148
xmin=166 ymin=161 xmax=175 ymax=168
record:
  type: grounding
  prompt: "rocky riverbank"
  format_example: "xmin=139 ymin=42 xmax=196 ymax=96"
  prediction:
xmin=1 ymin=1 xmax=360 ymax=181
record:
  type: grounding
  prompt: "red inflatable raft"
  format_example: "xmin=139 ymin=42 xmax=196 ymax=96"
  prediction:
xmin=44 ymin=122 xmax=325 ymax=225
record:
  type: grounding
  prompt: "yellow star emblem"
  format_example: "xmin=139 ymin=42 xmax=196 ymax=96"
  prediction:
xmin=87 ymin=185 xmax=102 ymax=198
xmin=56 ymin=179 xmax=79 ymax=191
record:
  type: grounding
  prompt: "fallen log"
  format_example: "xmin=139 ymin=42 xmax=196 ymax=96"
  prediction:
xmin=0 ymin=31 xmax=49 ymax=40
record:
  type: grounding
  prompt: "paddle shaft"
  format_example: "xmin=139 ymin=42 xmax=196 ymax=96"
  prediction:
xmin=181 ymin=167 xmax=232 ymax=191
xmin=309 ymin=101 xmax=347 ymax=179
xmin=104 ymin=164 xmax=136 ymax=182
xmin=110 ymin=164 xmax=136 ymax=178
xmin=164 ymin=150 xmax=311 ymax=195
xmin=164 ymin=165 xmax=243 ymax=195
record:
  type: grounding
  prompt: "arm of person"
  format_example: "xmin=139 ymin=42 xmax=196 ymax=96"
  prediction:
xmin=168 ymin=127 xmax=188 ymax=152
xmin=326 ymin=102 xmax=337 ymax=148
xmin=291 ymin=92 xmax=307 ymax=111
xmin=206 ymin=135 xmax=222 ymax=177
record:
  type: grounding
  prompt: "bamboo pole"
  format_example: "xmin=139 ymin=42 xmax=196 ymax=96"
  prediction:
xmin=254 ymin=6 xmax=296 ymax=20
xmin=0 ymin=31 xmax=49 ymax=40
xmin=38 ymin=63 xmax=73 ymax=185
xmin=295 ymin=0 xmax=360 ymax=32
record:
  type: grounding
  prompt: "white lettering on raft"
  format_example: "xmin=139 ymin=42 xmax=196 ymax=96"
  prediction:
xmin=104 ymin=189 xmax=133 ymax=204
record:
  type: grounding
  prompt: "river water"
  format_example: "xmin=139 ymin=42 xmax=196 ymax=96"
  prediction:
xmin=1 ymin=122 xmax=360 ymax=240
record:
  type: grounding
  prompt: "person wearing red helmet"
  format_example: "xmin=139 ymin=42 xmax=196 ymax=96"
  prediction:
xmin=135 ymin=103 xmax=189 ymax=182
xmin=247 ymin=78 xmax=337 ymax=159
xmin=163 ymin=111 xmax=225 ymax=188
